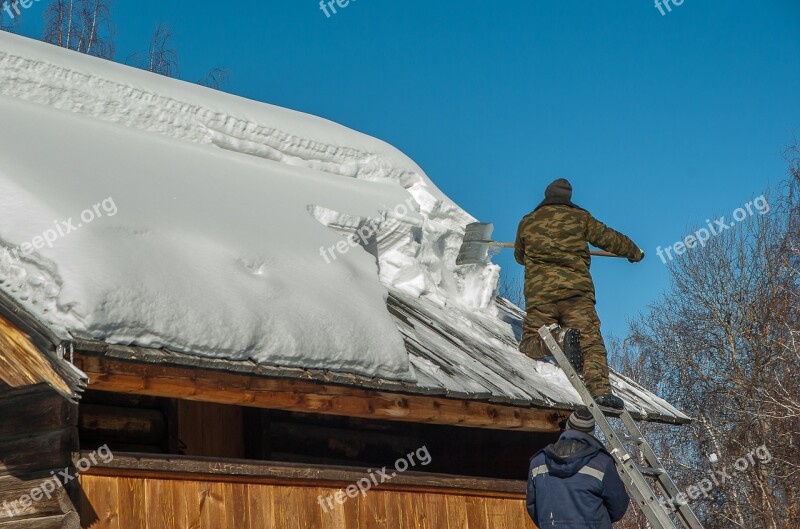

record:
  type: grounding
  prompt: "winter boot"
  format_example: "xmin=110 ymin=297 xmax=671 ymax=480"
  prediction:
xmin=556 ymin=328 xmax=583 ymax=374
xmin=594 ymin=394 xmax=625 ymax=410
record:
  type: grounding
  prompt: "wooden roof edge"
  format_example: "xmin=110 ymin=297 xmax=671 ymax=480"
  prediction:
xmin=0 ymin=289 xmax=86 ymax=401
xmin=73 ymin=339 xmax=560 ymax=408
xmin=71 ymin=341 xmax=690 ymax=427
xmin=0 ymin=288 xmax=65 ymax=348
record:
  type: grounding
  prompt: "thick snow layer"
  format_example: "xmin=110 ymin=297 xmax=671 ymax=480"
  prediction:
xmin=0 ymin=33 xmax=501 ymax=380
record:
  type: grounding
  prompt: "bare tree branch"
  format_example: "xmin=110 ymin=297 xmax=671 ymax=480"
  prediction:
xmin=199 ymin=67 xmax=230 ymax=90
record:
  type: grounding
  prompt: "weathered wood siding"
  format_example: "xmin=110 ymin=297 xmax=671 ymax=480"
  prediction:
xmin=0 ymin=383 xmax=80 ymax=529
xmin=77 ymin=473 xmax=537 ymax=529
xmin=176 ymin=401 xmax=244 ymax=459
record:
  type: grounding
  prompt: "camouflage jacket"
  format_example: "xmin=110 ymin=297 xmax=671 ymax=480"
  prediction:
xmin=514 ymin=205 xmax=640 ymax=307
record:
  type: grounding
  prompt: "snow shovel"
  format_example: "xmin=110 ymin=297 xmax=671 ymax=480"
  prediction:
xmin=456 ymin=222 xmax=624 ymax=265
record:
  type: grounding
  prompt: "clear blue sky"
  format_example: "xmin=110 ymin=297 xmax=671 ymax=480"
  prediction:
xmin=9 ymin=1 xmax=800 ymax=339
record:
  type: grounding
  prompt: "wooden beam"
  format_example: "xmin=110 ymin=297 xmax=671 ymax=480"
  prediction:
xmin=73 ymin=353 xmax=568 ymax=432
xmin=79 ymin=452 xmax=527 ymax=499
xmin=79 ymin=404 xmax=166 ymax=445
xmin=0 ymin=317 xmax=71 ymax=398
xmin=0 ymin=513 xmax=80 ymax=529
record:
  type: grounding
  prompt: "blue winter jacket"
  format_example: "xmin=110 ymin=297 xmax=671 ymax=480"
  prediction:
xmin=526 ymin=430 xmax=629 ymax=528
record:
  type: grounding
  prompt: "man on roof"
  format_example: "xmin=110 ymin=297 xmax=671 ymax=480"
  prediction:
xmin=514 ymin=178 xmax=644 ymax=410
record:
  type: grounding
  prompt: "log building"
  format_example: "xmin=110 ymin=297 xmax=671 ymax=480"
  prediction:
xmin=0 ymin=31 xmax=690 ymax=529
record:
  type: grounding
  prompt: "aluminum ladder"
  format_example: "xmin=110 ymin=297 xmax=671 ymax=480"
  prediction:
xmin=538 ymin=325 xmax=705 ymax=529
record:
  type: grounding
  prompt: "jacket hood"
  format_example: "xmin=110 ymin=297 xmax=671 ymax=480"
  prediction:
xmin=543 ymin=430 xmax=604 ymax=478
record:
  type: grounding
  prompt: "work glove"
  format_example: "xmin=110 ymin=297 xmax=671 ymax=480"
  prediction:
xmin=629 ymin=249 xmax=645 ymax=263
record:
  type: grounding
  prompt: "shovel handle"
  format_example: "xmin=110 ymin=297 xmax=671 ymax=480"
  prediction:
xmin=488 ymin=242 xmax=623 ymax=258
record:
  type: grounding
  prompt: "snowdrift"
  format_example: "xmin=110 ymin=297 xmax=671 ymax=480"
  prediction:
xmin=0 ymin=32 xmax=496 ymax=382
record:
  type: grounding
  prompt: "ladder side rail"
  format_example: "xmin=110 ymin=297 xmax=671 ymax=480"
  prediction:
xmin=620 ymin=407 xmax=705 ymax=529
xmin=538 ymin=326 xmax=680 ymax=529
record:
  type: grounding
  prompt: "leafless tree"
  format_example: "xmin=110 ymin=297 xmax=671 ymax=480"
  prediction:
xmin=498 ymin=271 xmax=525 ymax=309
xmin=43 ymin=0 xmax=115 ymax=58
xmin=144 ymin=23 xmax=179 ymax=78
xmin=199 ymin=67 xmax=230 ymax=90
xmin=127 ymin=24 xmax=229 ymax=90
xmin=614 ymin=148 xmax=800 ymax=527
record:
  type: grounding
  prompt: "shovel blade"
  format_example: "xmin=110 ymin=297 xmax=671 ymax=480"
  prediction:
xmin=457 ymin=241 xmax=490 ymax=265
xmin=462 ymin=222 xmax=495 ymax=242
xmin=456 ymin=222 xmax=495 ymax=265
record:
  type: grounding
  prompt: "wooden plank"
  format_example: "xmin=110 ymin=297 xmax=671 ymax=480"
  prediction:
xmin=420 ymin=493 xmax=449 ymax=529
xmin=143 ymin=478 xmax=169 ymax=528
xmin=224 ymin=482 xmax=249 ymax=529
xmin=358 ymin=488 xmax=388 ymax=529
xmin=160 ymin=478 xmax=186 ymax=529
xmin=485 ymin=497 xmax=520 ymax=529
xmin=75 ymin=354 xmax=567 ymax=433
xmin=0 ymin=512 xmax=80 ymax=529
xmin=199 ymin=481 xmax=231 ymax=529
xmin=383 ymin=491 xmax=411 ymax=528
xmin=76 ymin=474 xmax=118 ymax=529
xmin=177 ymin=401 xmax=245 ymax=459
xmin=245 ymin=483 xmax=275 ymax=529
xmin=274 ymin=484 xmax=320 ymax=529
xmin=339 ymin=486 xmax=361 ymax=529
xmin=114 ymin=477 xmax=146 ymax=529
xmin=201 ymin=403 xmax=244 ymax=458
xmin=444 ymin=495 xmax=469 ymax=529
xmin=80 ymin=452 xmax=526 ymax=497
xmin=464 ymin=495 xmax=489 ymax=529
xmin=316 ymin=486 xmax=346 ymax=529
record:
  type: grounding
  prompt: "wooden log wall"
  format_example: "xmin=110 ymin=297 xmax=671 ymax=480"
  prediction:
xmin=0 ymin=383 xmax=80 ymax=529
xmin=78 ymin=392 xmax=170 ymax=455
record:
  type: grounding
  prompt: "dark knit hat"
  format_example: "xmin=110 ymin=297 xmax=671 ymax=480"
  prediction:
xmin=566 ymin=406 xmax=595 ymax=433
xmin=534 ymin=178 xmax=582 ymax=212
xmin=544 ymin=178 xmax=573 ymax=201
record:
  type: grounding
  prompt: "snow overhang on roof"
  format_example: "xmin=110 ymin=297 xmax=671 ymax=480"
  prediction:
xmin=0 ymin=32 xmax=689 ymax=424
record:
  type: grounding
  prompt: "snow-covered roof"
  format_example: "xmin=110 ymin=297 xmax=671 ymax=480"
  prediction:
xmin=0 ymin=32 xmax=688 ymax=423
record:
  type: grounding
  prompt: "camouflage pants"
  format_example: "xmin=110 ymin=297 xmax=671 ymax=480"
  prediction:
xmin=518 ymin=295 xmax=612 ymax=397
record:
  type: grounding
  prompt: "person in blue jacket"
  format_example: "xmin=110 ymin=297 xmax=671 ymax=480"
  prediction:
xmin=526 ymin=407 xmax=630 ymax=527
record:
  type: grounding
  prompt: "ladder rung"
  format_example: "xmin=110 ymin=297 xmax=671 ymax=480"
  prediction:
xmin=621 ymin=435 xmax=644 ymax=445
xmin=637 ymin=465 xmax=665 ymax=478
